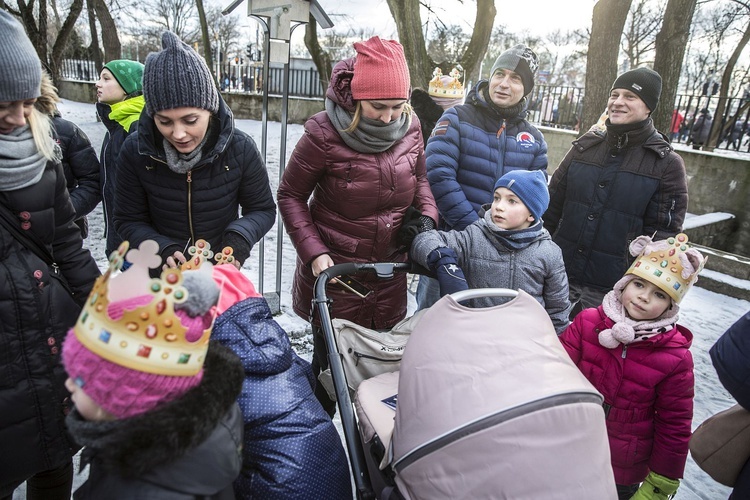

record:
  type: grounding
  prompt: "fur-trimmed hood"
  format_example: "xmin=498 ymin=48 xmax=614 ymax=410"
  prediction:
xmin=68 ymin=342 xmax=244 ymax=496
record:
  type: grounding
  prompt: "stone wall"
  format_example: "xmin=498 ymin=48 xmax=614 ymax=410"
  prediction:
xmin=57 ymin=82 xmax=750 ymax=255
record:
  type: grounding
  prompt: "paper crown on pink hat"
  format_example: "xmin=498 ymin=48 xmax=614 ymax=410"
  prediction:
xmin=428 ymin=66 xmax=465 ymax=99
xmin=626 ymin=233 xmax=707 ymax=303
xmin=73 ymin=240 xmax=216 ymax=377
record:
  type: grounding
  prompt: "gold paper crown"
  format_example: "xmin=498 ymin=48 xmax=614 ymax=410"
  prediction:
xmin=73 ymin=240 xmax=214 ymax=377
xmin=428 ymin=66 xmax=465 ymax=98
xmin=627 ymin=233 xmax=707 ymax=303
xmin=180 ymin=239 xmax=236 ymax=270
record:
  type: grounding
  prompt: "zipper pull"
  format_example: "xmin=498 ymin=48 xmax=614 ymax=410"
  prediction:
xmin=621 ymin=345 xmax=628 ymax=359
xmin=187 ymin=170 xmax=192 ymax=183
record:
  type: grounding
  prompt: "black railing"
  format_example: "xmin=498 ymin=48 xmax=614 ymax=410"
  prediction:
xmin=672 ymin=93 xmax=750 ymax=152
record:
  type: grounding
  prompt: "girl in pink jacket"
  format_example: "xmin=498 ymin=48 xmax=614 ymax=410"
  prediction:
xmin=559 ymin=233 xmax=706 ymax=500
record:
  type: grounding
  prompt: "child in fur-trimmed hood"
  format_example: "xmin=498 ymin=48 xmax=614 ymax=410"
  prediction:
xmin=559 ymin=233 xmax=706 ymax=500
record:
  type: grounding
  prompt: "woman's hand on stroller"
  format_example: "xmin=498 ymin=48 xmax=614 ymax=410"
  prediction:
xmin=312 ymin=254 xmax=335 ymax=278
xmin=427 ymin=247 xmax=468 ymax=297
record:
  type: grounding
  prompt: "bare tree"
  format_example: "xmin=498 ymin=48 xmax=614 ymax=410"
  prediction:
xmin=196 ymin=0 xmax=212 ymax=80
xmin=86 ymin=0 xmax=102 ymax=70
xmin=93 ymin=0 xmax=121 ymax=61
xmin=652 ymin=0 xmax=698 ymax=135
xmin=580 ymin=0 xmax=634 ymax=134
xmin=621 ymin=0 xmax=664 ymax=68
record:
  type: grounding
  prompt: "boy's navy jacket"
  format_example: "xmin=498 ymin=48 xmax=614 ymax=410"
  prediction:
xmin=213 ymin=296 xmax=353 ymax=500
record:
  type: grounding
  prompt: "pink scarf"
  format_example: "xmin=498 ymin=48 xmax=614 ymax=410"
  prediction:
xmin=598 ymin=290 xmax=679 ymax=349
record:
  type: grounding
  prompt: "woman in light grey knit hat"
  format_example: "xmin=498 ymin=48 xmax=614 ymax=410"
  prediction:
xmin=0 ymin=10 xmax=100 ymax=500
xmin=113 ymin=30 xmax=276 ymax=272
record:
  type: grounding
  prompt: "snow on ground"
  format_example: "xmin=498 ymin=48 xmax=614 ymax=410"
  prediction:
xmin=14 ymin=99 xmax=749 ymax=498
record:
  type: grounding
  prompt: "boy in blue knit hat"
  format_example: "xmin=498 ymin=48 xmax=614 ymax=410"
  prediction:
xmin=410 ymin=169 xmax=571 ymax=332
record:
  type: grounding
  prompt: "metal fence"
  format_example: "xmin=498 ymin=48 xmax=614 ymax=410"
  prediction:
xmin=62 ymin=58 xmax=750 ymax=152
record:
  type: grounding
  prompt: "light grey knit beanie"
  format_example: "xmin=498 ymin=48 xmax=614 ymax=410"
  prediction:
xmin=0 ymin=11 xmax=42 ymax=102
xmin=142 ymin=31 xmax=219 ymax=117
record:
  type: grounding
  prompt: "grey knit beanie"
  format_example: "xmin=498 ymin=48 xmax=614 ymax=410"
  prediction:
xmin=490 ymin=44 xmax=539 ymax=96
xmin=142 ymin=31 xmax=219 ymax=117
xmin=0 ymin=11 xmax=42 ymax=102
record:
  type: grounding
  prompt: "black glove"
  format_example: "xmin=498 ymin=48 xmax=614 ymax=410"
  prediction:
xmin=221 ymin=232 xmax=251 ymax=266
xmin=427 ymin=247 xmax=468 ymax=297
xmin=398 ymin=206 xmax=436 ymax=249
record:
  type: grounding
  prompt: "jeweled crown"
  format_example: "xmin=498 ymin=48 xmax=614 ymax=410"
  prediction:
xmin=428 ymin=66 xmax=465 ymax=98
xmin=73 ymin=240 xmax=213 ymax=376
xmin=627 ymin=233 xmax=707 ymax=303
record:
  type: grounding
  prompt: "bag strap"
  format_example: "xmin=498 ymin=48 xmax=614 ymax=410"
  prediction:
xmin=0 ymin=200 xmax=55 ymax=266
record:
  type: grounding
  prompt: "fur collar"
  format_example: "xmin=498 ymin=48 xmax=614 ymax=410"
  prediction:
xmin=68 ymin=342 xmax=243 ymax=478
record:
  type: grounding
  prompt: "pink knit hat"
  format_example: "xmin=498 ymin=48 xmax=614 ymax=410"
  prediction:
xmin=211 ymin=265 xmax=261 ymax=315
xmin=62 ymin=245 xmax=220 ymax=420
xmin=351 ymin=36 xmax=410 ymax=100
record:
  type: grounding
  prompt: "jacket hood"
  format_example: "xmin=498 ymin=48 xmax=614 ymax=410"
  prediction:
xmin=68 ymin=343 xmax=244 ymax=491
xmin=213 ymin=296 xmax=293 ymax=376
xmin=326 ymin=56 xmax=356 ymax=112
xmin=135 ymin=95 xmax=235 ymax=162
xmin=410 ymin=88 xmax=445 ymax=123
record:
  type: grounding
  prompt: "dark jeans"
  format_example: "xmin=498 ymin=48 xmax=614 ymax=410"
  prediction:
xmin=311 ymin=325 xmax=337 ymax=417
xmin=616 ymin=482 xmax=639 ymax=499
xmin=1 ymin=461 xmax=73 ymax=500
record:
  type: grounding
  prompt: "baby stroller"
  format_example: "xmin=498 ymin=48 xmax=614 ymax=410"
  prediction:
xmin=314 ymin=263 xmax=617 ymax=500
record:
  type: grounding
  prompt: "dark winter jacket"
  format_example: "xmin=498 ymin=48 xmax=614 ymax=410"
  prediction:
xmin=67 ymin=343 xmax=244 ymax=499
xmin=0 ymin=160 xmax=100 ymax=494
xmin=52 ymin=113 xmax=101 ymax=236
xmin=212 ymin=297 xmax=352 ymax=499
xmin=411 ymin=88 xmax=445 ymax=146
xmin=114 ymin=98 xmax=276 ymax=264
xmin=690 ymin=111 xmax=713 ymax=146
xmin=410 ymin=212 xmax=570 ymax=332
xmin=544 ymin=119 xmax=688 ymax=292
xmin=425 ymin=80 xmax=548 ymax=231
xmin=709 ymin=310 xmax=750 ymax=497
xmin=559 ymin=306 xmax=694 ymax=485
xmin=97 ymin=100 xmax=142 ymax=256
xmin=277 ymin=57 xmax=438 ymax=329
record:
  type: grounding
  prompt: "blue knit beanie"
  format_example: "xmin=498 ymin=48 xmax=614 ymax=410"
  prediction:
xmin=493 ymin=170 xmax=549 ymax=222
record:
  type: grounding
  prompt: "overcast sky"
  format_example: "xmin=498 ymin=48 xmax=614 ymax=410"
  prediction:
xmin=315 ymin=0 xmax=597 ymax=38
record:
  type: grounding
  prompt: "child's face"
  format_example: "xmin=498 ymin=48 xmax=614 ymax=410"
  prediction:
xmin=65 ymin=377 xmax=114 ymax=421
xmin=490 ymin=187 xmax=534 ymax=230
xmin=620 ymin=278 xmax=672 ymax=321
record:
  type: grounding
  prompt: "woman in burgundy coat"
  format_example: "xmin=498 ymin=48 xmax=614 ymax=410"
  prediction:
xmin=277 ymin=36 xmax=438 ymax=415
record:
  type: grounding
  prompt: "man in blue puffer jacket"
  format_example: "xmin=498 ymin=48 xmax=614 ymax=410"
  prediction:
xmin=419 ymin=44 xmax=548 ymax=308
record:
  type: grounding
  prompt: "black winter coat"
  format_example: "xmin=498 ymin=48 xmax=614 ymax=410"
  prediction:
xmin=96 ymin=101 xmax=140 ymax=256
xmin=52 ymin=113 xmax=101 ymax=237
xmin=411 ymin=88 xmax=445 ymax=147
xmin=544 ymin=119 xmax=688 ymax=292
xmin=0 ymin=160 xmax=100 ymax=494
xmin=114 ymin=99 xmax=276 ymax=262
xmin=68 ymin=343 xmax=245 ymax=499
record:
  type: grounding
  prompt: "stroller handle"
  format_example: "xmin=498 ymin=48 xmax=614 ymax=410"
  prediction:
xmin=450 ymin=288 xmax=519 ymax=302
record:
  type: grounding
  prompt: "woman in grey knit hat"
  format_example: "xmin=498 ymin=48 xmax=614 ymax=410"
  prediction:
xmin=113 ymin=31 xmax=276 ymax=271
xmin=0 ymin=10 xmax=100 ymax=500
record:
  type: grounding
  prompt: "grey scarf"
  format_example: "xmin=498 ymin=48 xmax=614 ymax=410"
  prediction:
xmin=0 ymin=125 xmax=47 ymax=191
xmin=325 ymin=98 xmax=411 ymax=153
xmin=162 ymin=124 xmax=212 ymax=174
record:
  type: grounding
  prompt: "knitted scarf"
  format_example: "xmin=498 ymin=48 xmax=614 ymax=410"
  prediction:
xmin=162 ymin=122 xmax=213 ymax=174
xmin=325 ymin=97 xmax=411 ymax=153
xmin=597 ymin=289 xmax=680 ymax=349
xmin=482 ymin=210 xmax=543 ymax=251
xmin=108 ymin=95 xmax=145 ymax=133
xmin=0 ymin=125 xmax=47 ymax=191
xmin=481 ymin=85 xmax=526 ymax=120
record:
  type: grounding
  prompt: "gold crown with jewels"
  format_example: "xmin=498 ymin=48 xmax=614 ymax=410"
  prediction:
xmin=627 ymin=233 xmax=707 ymax=303
xmin=73 ymin=240 xmax=213 ymax=376
xmin=428 ymin=66 xmax=465 ymax=98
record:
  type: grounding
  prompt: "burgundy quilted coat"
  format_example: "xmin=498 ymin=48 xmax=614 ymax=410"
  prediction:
xmin=559 ymin=306 xmax=694 ymax=485
xmin=277 ymin=57 xmax=438 ymax=329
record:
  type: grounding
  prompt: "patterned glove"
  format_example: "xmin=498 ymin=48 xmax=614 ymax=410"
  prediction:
xmin=427 ymin=247 xmax=468 ymax=297
xmin=630 ymin=472 xmax=680 ymax=500
xmin=398 ymin=206 xmax=435 ymax=249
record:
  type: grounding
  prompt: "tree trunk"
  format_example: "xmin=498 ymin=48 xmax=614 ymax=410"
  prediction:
xmin=86 ymin=0 xmax=103 ymax=72
xmin=386 ymin=0 xmax=431 ymax=89
xmin=14 ymin=0 xmax=49 ymax=68
xmin=304 ymin=15 xmax=333 ymax=92
xmin=459 ymin=0 xmax=496 ymax=86
xmin=652 ymin=0 xmax=697 ymax=136
xmin=50 ymin=0 xmax=83 ymax=79
xmin=195 ymin=0 xmax=214 ymax=83
xmin=705 ymin=17 xmax=750 ymax=151
xmin=581 ymin=0 xmax=633 ymax=134
xmin=94 ymin=0 xmax=121 ymax=61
